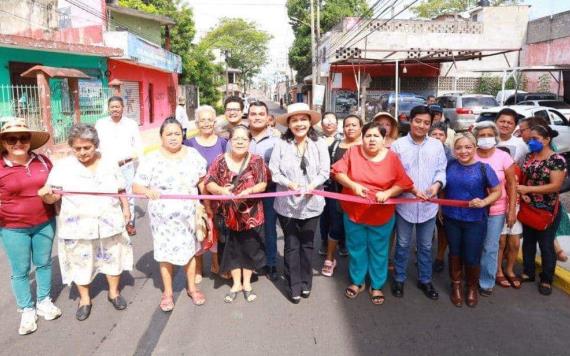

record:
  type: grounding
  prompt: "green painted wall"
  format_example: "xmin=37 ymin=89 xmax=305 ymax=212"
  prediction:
xmin=110 ymin=12 xmax=162 ymax=46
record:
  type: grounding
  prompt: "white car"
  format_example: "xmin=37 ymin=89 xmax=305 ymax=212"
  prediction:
xmin=477 ymin=105 xmax=570 ymax=156
xmin=517 ymin=100 xmax=570 ymax=120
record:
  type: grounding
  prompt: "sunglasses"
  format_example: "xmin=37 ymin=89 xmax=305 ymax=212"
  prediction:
xmin=3 ymin=135 xmax=31 ymax=145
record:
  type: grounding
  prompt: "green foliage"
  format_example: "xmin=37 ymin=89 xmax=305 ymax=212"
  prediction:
xmin=201 ymin=18 xmax=272 ymax=93
xmin=412 ymin=0 xmax=521 ymax=19
xmin=286 ymin=0 xmax=370 ymax=82
xmin=538 ymin=74 xmax=552 ymax=93
xmin=119 ymin=0 xmax=221 ymax=105
xmin=475 ymin=73 xmax=526 ymax=96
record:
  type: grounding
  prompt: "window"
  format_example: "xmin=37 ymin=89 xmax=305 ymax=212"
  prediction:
xmin=462 ymin=97 xmax=498 ymax=108
xmin=534 ymin=110 xmax=549 ymax=122
xmin=548 ymin=110 xmax=568 ymax=126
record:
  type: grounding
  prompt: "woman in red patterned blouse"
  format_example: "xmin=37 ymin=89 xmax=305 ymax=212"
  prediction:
xmin=205 ymin=125 xmax=269 ymax=303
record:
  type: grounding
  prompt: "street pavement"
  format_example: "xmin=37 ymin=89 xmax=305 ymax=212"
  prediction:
xmin=1 ymin=101 xmax=570 ymax=355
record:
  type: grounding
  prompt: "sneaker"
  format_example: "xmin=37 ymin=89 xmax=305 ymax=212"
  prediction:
xmin=18 ymin=308 xmax=37 ymax=335
xmin=36 ymin=298 xmax=62 ymax=320
xmin=338 ymin=246 xmax=349 ymax=257
xmin=318 ymin=242 xmax=328 ymax=256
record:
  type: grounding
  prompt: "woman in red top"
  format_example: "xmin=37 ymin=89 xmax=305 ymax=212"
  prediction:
xmin=0 ymin=120 xmax=61 ymax=335
xmin=205 ymin=125 xmax=268 ymax=303
xmin=332 ymin=122 xmax=413 ymax=305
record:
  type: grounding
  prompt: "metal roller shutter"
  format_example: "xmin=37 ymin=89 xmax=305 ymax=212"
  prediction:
xmin=121 ymin=81 xmax=141 ymax=125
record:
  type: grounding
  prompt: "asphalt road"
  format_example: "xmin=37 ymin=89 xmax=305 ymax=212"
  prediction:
xmin=1 ymin=102 xmax=569 ymax=355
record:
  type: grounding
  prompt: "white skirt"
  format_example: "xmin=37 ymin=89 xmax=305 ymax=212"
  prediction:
xmin=58 ymin=232 xmax=133 ymax=286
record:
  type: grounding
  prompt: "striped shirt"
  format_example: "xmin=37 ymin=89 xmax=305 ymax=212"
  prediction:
xmin=269 ymin=137 xmax=330 ymax=219
xmin=391 ymin=134 xmax=447 ymax=223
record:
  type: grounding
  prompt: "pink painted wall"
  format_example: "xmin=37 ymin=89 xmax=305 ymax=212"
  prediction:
xmin=108 ymin=59 xmax=179 ymax=129
xmin=523 ymin=37 xmax=570 ymax=93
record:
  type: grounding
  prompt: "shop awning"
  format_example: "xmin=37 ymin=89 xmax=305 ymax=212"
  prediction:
xmin=20 ymin=65 xmax=91 ymax=79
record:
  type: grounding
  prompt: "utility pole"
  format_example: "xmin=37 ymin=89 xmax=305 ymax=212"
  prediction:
xmin=310 ymin=0 xmax=316 ymax=109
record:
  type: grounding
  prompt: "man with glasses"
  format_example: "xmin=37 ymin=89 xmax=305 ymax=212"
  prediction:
xmin=216 ymin=96 xmax=247 ymax=140
xmin=247 ymin=101 xmax=280 ymax=281
xmin=95 ymin=96 xmax=143 ymax=236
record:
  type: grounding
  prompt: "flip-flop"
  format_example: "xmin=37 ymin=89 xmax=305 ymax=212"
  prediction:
xmin=160 ymin=294 xmax=174 ymax=312
xmin=187 ymin=290 xmax=206 ymax=306
xmin=505 ymin=275 xmax=522 ymax=289
xmin=345 ymin=284 xmax=365 ymax=299
xmin=495 ymin=275 xmax=510 ymax=288
xmin=243 ymin=289 xmax=257 ymax=302
xmin=224 ymin=290 xmax=239 ymax=303
xmin=321 ymin=259 xmax=337 ymax=277
xmin=369 ymin=288 xmax=385 ymax=305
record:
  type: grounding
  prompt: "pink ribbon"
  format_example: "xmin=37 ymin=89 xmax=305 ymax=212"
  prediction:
xmin=53 ymin=189 xmax=470 ymax=207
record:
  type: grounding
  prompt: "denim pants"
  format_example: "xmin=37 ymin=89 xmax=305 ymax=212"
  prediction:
xmin=120 ymin=162 xmax=136 ymax=224
xmin=319 ymin=197 xmax=345 ymax=243
xmin=278 ymin=215 xmax=319 ymax=297
xmin=479 ymin=214 xmax=506 ymax=289
xmin=263 ymin=197 xmax=278 ymax=267
xmin=344 ymin=214 xmax=394 ymax=290
xmin=393 ymin=214 xmax=437 ymax=284
xmin=523 ymin=209 xmax=561 ymax=284
xmin=0 ymin=219 xmax=56 ymax=309
xmin=444 ymin=217 xmax=487 ymax=266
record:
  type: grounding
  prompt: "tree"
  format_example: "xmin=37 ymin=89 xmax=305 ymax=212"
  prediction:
xmin=119 ymin=0 xmax=222 ymax=105
xmin=201 ymin=18 xmax=272 ymax=94
xmin=286 ymin=0 xmax=370 ymax=82
xmin=412 ymin=0 xmax=521 ymax=19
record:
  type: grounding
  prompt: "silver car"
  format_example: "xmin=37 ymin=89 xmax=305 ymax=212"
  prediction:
xmin=437 ymin=94 xmax=499 ymax=131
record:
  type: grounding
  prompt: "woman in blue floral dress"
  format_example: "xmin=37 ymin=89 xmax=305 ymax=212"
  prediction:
xmin=133 ymin=117 xmax=207 ymax=311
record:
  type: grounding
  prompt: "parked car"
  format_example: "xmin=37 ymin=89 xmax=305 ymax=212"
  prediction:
xmin=437 ymin=94 xmax=499 ymax=131
xmin=477 ymin=105 xmax=570 ymax=192
xmin=517 ymin=100 xmax=570 ymax=120
xmin=502 ymin=92 xmax=558 ymax=105
xmin=391 ymin=97 xmax=427 ymax=136
xmin=379 ymin=92 xmax=424 ymax=112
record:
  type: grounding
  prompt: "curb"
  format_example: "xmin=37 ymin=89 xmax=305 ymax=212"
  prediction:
xmin=517 ymin=255 xmax=570 ymax=294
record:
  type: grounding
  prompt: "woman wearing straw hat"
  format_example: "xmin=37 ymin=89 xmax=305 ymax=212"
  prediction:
xmin=0 ymin=119 xmax=61 ymax=335
xmin=373 ymin=112 xmax=399 ymax=148
xmin=269 ymin=103 xmax=330 ymax=304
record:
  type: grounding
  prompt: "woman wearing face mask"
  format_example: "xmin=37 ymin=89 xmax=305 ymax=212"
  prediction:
xmin=320 ymin=115 xmax=363 ymax=277
xmin=443 ymin=133 xmax=501 ymax=307
xmin=133 ymin=117 xmax=208 ymax=311
xmin=517 ymin=125 xmax=566 ymax=296
xmin=269 ymin=103 xmax=330 ymax=304
xmin=332 ymin=122 xmax=413 ymax=305
xmin=472 ymin=122 xmax=517 ymax=295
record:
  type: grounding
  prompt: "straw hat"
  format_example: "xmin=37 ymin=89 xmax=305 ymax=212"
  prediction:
xmin=0 ymin=119 xmax=50 ymax=150
xmin=178 ymin=96 xmax=186 ymax=105
xmin=277 ymin=103 xmax=321 ymax=126
xmin=373 ymin=111 xmax=399 ymax=139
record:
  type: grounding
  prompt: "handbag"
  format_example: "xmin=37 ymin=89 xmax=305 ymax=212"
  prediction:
xmin=517 ymin=169 xmax=559 ymax=231
xmin=195 ymin=202 xmax=209 ymax=242
xmin=518 ymin=199 xmax=559 ymax=231
xmin=213 ymin=213 xmax=228 ymax=244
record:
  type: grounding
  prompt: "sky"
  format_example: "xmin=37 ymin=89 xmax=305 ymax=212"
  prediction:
xmin=182 ymin=0 xmax=570 ymax=81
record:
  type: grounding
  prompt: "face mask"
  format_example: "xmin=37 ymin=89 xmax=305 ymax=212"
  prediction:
xmin=528 ymin=139 xmax=544 ymax=153
xmin=477 ymin=137 xmax=496 ymax=150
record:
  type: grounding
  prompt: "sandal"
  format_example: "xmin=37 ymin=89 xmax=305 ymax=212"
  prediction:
xmin=224 ymin=290 xmax=240 ymax=303
xmin=321 ymin=259 xmax=337 ymax=277
xmin=345 ymin=284 xmax=365 ymax=299
xmin=243 ymin=289 xmax=257 ymax=302
xmin=495 ymin=275 xmax=510 ymax=288
xmin=369 ymin=287 xmax=385 ymax=305
xmin=557 ymin=250 xmax=568 ymax=262
xmin=159 ymin=294 xmax=174 ymax=312
xmin=538 ymin=283 xmax=552 ymax=296
xmin=505 ymin=274 xmax=522 ymax=289
xmin=187 ymin=290 xmax=206 ymax=306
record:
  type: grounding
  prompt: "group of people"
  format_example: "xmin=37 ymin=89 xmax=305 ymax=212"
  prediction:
xmin=0 ymin=94 xmax=566 ymax=336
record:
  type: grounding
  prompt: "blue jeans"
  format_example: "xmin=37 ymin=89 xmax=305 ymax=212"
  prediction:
xmin=479 ymin=214 xmax=506 ymax=289
xmin=444 ymin=217 xmax=487 ymax=266
xmin=393 ymin=214 xmax=436 ymax=284
xmin=263 ymin=197 xmax=278 ymax=267
xmin=344 ymin=214 xmax=393 ymax=290
xmin=0 ymin=219 xmax=56 ymax=309
xmin=319 ymin=197 xmax=345 ymax=243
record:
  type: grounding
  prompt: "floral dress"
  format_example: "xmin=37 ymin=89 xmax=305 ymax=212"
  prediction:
xmin=521 ymin=153 xmax=566 ymax=212
xmin=134 ymin=148 xmax=207 ymax=266
xmin=47 ymin=156 xmax=133 ymax=286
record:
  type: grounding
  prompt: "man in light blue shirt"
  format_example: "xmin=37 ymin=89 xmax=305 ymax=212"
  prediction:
xmin=391 ymin=105 xmax=447 ymax=300
xmin=248 ymin=101 xmax=280 ymax=281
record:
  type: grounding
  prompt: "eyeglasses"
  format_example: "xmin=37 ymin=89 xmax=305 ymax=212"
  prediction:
xmin=225 ymin=108 xmax=241 ymax=113
xmin=3 ymin=135 xmax=31 ymax=145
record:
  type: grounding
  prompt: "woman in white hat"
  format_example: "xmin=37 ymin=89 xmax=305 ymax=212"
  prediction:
xmin=373 ymin=112 xmax=399 ymax=148
xmin=0 ymin=119 xmax=61 ymax=335
xmin=269 ymin=103 xmax=330 ymax=303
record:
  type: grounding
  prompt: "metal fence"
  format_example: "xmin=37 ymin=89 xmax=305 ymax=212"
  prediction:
xmin=0 ymin=84 xmax=44 ymax=130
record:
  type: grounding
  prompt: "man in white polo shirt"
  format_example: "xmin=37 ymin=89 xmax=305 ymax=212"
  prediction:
xmin=95 ymin=96 xmax=143 ymax=236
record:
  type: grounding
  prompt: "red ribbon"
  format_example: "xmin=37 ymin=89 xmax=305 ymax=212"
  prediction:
xmin=53 ymin=189 xmax=470 ymax=207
